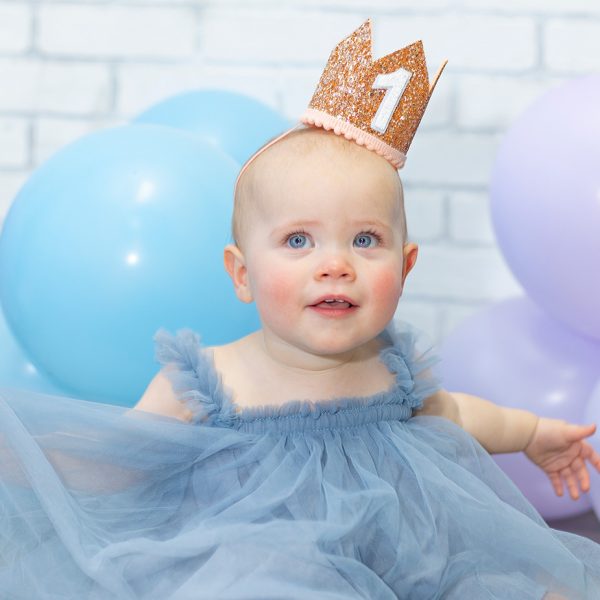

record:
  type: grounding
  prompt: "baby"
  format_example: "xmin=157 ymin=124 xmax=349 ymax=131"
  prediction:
xmin=138 ymin=124 xmax=599 ymax=505
xmin=131 ymin=122 xmax=600 ymax=599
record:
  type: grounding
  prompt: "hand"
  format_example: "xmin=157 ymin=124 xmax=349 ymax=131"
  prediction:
xmin=524 ymin=417 xmax=600 ymax=500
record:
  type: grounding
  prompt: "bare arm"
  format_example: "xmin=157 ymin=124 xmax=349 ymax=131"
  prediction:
xmin=453 ymin=391 xmax=539 ymax=454
xmin=414 ymin=389 xmax=539 ymax=455
xmin=131 ymin=367 xmax=193 ymax=423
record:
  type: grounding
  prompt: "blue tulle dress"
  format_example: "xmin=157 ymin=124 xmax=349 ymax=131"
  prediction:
xmin=1 ymin=319 xmax=600 ymax=599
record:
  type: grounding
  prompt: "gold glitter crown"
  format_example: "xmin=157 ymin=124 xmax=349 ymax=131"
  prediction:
xmin=300 ymin=19 xmax=447 ymax=169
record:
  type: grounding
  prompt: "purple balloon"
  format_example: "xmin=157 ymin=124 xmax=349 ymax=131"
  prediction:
xmin=584 ymin=381 xmax=600 ymax=521
xmin=436 ymin=296 xmax=600 ymax=520
xmin=490 ymin=74 xmax=600 ymax=341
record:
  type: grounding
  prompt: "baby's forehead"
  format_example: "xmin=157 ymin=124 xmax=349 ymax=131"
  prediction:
xmin=250 ymin=129 xmax=400 ymax=195
xmin=257 ymin=128 xmax=373 ymax=168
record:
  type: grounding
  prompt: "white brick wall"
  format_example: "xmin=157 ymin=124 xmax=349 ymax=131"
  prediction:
xmin=38 ymin=5 xmax=198 ymax=59
xmin=199 ymin=10 xmax=363 ymax=64
xmin=0 ymin=59 xmax=111 ymax=114
xmin=456 ymin=75 xmax=565 ymax=129
xmin=0 ymin=4 xmax=30 ymax=53
xmin=0 ymin=117 xmax=29 ymax=168
xmin=545 ymin=19 xmax=600 ymax=72
xmin=0 ymin=0 xmax=595 ymax=345
xmin=117 ymin=63 xmax=281 ymax=116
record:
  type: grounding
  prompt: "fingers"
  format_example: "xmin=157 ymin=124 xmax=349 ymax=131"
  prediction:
xmin=582 ymin=423 xmax=597 ymax=436
xmin=586 ymin=445 xmax=600 ymax=472
xmin=573 ymin=456 xmax=590 ymax=493
xmin=550 ymin=466 xmax=585 ymax=499
xmin=580 ymin=442 xmax=600 ymax=481
xmin=554 ymin=457 xmax=591 ymax=499
xmin=566 ymin=423 xmax=596 ymax=441
xmin=560 ymin=468 xmax=580 ymax=500
xmin=549 ymin=472 xmax=564 ymax=497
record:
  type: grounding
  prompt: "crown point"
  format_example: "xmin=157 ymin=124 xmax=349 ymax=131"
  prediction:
xmin=354 ymin=19 xmax=372 ymax=39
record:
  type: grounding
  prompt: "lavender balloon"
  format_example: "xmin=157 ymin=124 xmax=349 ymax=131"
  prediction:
xmin=490 ymin=74 xmax=600 ymax=341
xmin=436 ymin=296 xmax=600 ymax=520
xmin=584 ymin=381 xmax=600 ymax=520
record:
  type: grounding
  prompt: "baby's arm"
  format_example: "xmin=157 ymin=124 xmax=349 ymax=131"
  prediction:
xmin=132 ymin=367 xmax=193 ymax=423
xmin=415 ymin=389 xmax=538 ymax=454
xmin=417 ymin=391 xmax=600 ymax=499
xmin=453 ymin=392 xmax=539 ymax=454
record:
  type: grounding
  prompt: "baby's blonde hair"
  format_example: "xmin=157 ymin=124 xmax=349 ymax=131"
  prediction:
xmin=232 ymin=127 xmax=408 ymax=253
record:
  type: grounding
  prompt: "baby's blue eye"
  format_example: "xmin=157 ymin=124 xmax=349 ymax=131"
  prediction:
xmin=287 ymin=233 xmax=310 ymax=249
xmin=354 ymin=233 xmax=380 ymax=248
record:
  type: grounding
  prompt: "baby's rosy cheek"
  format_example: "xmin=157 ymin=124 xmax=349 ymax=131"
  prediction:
xmin=372 ymin=271 xmax=404 ymax=302
xmin=261 ymin=272 xmax=298 ymax=307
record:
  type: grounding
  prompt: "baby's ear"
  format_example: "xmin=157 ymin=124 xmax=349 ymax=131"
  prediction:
xmin=223 ymin=244 xmax=253 ymax=303
xmin=402 ymin=243 xmax=419 ymax=281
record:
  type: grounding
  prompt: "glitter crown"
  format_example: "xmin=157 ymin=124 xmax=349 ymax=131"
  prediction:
xmin=300 ymin=19 xmax=447 ymax=169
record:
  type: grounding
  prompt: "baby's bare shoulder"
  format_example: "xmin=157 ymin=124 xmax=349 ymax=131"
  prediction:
xmin=413 ymin=388 xmax=462 ymax=426
xmin=133 ymin=365 xmax=196 ymax=423
xmin=133 ymin=333 xmax=252 ymax=423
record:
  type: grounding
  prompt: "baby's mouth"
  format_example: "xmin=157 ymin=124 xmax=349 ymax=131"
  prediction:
xmin=313 ymin=300 xmax=354 ymax=309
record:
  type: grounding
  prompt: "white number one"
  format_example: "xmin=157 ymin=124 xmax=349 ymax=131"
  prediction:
xmin=370 ymin=68 xmax=412 ymax=134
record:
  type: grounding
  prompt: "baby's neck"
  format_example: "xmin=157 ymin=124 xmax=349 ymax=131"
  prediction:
xmin=240 ymin=329 xmax=388 ymax=401
xmin=255 ymin=330 xmax=371 ymax=376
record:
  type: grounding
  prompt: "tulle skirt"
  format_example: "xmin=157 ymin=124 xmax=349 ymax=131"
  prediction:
xmin=1 ymin=386 xmax=600 ymax=599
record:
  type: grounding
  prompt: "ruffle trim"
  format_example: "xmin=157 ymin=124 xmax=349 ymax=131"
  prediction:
xmin=153 ymin=319 xmax=443 ymax=428
xmin=300 ymin=109 xmax=407 ymax=170
xmin=379 ymin=319 xmax=443 ymax=409
xmin=153 ymin=329 xmax=237 ymax=428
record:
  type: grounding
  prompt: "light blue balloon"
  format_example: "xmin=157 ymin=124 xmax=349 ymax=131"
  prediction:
xmin=0 ymin=124 xmax=260 ymax=407
xmin=0 ymin=306 xmax=66 ymax=395
xmin=133 ymin=89 xmax=292 ymax=165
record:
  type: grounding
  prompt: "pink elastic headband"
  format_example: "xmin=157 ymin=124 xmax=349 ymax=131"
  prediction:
xmin=234 ymin=124 xmax=304 ymax=192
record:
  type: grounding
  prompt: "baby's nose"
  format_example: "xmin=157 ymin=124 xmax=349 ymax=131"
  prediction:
xmin=314 ymin=253 xmax=356 ymax=280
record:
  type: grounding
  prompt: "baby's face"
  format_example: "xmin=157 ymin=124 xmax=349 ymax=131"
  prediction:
xmin=233 ymin=131 xmax=416 ymax=355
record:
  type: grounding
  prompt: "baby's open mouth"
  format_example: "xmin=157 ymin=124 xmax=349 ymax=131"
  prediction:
xmin=312 ymin=299 xmax=355 ymax=309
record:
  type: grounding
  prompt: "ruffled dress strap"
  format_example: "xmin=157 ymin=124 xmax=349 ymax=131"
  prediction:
xmin=152 ymin=328 xmax=237 ymax=427
xmin=378 ymin=318 xmax=444 ymax=412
